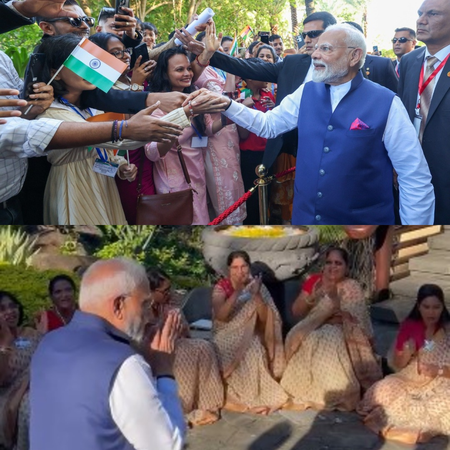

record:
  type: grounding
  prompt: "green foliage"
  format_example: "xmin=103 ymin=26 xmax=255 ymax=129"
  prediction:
xmin=313 ymin=225 xmax=347 ymax=244
xmin=0 ymin=23 xmax=42 ymax=76
xmin=94 ymin=226 xmax=210 ymax=289
xmin=0 ymin=265 xmax=79 ymax=325
xmin=0 ymin=227 xmax=39 ymax=267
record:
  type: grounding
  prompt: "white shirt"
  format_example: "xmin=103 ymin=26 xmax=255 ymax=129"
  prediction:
xmin=0 ymin=51 xmax=62 ymax=202
xmin=303 ymin=60 xmax=314 ymax=83
xmin=224 ymin=79 xmax=435 ymax=225
xmin=109 ymin=354 xmax=186 ymax=450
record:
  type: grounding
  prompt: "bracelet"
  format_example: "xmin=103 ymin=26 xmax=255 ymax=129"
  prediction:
xmin=188 ymin=101 xmax=194 ymax=119
xmin=195 ymin=55 xmax=210 ymax=67
xmin=111 ymin=120 xmax=117 ymax=143
xmin=156 ymin=374 xmax=175 ymax=380
xmin=224 ymin=98 xmax=232 ymax=111
xmin=119 ymin=120 xmax=125 ymax=141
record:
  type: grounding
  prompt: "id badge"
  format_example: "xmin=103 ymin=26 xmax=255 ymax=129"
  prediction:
xmin=191 ymin=136 xmax=208 ymax=148
xmin=92 ymin=158 xmax=119 ymax=178
xmin=413 ymin=114 xmax=422 ymax=137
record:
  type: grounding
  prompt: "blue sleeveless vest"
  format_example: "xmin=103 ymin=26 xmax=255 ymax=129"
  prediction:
xmin=292 ymin=72 xmax=395 ymax=224
xmin=30 ymin=311 xmax=136 ymax=450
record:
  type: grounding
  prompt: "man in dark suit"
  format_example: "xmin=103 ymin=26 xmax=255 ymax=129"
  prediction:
xmin=398 ymin=0 xmax=450 ymax=223
xmin=392 ymin=27 xmax=417 ymax=76
xmin=344 ymin=22 xmax=399 ymax=93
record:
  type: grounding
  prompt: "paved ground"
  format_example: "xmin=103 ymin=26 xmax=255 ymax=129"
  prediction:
xmin=186 ymin=278 xmax=450 ymax=450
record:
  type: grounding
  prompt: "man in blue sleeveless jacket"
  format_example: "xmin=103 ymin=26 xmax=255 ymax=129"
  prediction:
xmin=30 ymin=258 xmax=186 ymax=450
xmin=190 ymin=24 xmax=435 ymax=225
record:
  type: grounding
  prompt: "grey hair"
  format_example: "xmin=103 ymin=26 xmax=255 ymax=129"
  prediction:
xmin=79 ymin=258 xmax=149 ymax=309
xmin=325 ymin=23 xmax=367 ymax=69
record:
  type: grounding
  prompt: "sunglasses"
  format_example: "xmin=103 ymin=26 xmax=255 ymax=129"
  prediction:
xmin=392 ymin=37 xmax=413 ymax=44
xmin=46 ymin=16 xmax=95 ymax=28
xmin=301 ymin=30 xmax=324 ymax=40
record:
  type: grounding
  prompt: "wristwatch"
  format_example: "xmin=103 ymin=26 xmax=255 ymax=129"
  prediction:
xmin=130 ymin=83 xmax=144 ymax=92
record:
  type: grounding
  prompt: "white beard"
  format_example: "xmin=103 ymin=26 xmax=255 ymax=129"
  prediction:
xmin=312 ymin=61 xmax=349 ymax=84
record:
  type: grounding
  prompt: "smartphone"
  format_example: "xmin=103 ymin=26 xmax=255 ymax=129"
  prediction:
xmin=259 ymin=31 xmax=270 ymax=45
xmin=115 ymin=0 xmax=130 ymax=21
xmin=373 ymin=45 xmax=378 ymax=53
xmin=130 ymin=42 xmax=150 ymax=67
xmin=21 ymin=53 xmax=46 ymax=100
xmin=295 ymin=35 xmax=305 ymax=49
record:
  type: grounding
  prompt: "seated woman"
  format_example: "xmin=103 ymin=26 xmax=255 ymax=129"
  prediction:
xmin=35 ymin=275 xmax=77 ymax=333
xmin=281 ymin=247 xmax=381 ymax=411
xmin=147 ymin=269 xmax=224 ymax=426
xmin=36 ymin=34 xmax=143 ymax=225
xmin=212 ymin=251 xmax=287 ymax=414
xmin=0 ymin=291 xmax=41 ymax=450
xmin=358 ymin=284 xmax=450 ymax=444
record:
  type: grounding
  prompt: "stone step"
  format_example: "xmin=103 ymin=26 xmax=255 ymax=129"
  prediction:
xmin=429 ymin=233 xmax=450 ymax=251
xmin=389 ymin=272 xmax=450 ymax=297
xmin=409 ymin=250 xmax=450 ymax=276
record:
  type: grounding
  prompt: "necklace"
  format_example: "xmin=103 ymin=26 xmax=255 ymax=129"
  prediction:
xmin=53 ymin=307 xmax=68 ymax=325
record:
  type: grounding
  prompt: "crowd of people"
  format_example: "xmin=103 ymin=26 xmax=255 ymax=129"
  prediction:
xmin=1 ymin=250 xmax=450 ymax=450
xmin=1 ymin=0 xmax=449 ymax=225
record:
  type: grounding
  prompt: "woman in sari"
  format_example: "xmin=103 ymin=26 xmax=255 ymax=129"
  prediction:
xmin=0 ymin=291 xmax=41 ymax=450
xmin=147 ymin=269 xmax=224 ymax=426
xmin=212 ymin=251 xmax=287 ymax=414
xmin=358 ymin=284 xmax=450 ymax=444
xmin=281 ymin=247 xmax=382 ymax=411
xmin=35 ymin=275 xmax=77 ymax=333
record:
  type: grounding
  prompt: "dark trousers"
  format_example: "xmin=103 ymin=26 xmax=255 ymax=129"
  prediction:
xmin=0 ymin=195 xmax=24 ymax=224
xmin=240 ymin=150 xmax=264 ymax=225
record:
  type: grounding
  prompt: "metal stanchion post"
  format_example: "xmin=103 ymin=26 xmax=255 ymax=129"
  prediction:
xmin=255 ymin=164 xmax=269 ymax=224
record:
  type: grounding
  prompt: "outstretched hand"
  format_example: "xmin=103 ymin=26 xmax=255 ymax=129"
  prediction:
xmin=185 ymin=90 xmax=230 ymax=113
xmin=174 ymin=28 xmax=205 ymax=56
xmin=126 ymin=102 xmax=183 ymax=143
xmin=0 ymin=89 xmax=26 ymax=124
xmin=12 ymin=0 xmax=79 ymax=19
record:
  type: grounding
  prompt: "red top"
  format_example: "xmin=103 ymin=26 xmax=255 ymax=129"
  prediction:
xmin=239 ymin=90 xmax=276 ymax=152
xmin=44 ymin=310 xmax=66 ymax=332
xmin=395 ymin=319 xmax=440 ymax=351
xmin=301 ymin=273 xmax=323 ymax=295
xmin=216 ymin=278 xmax=235 ymax=298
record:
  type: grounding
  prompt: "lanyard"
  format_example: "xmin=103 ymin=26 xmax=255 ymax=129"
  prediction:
xmin=191 ymin=123 xmax=202 ymax=139
xmin=417 ymin=54 xmax=450 ymax=109
xmin=59 ymin=97 xmax=108 ymax=162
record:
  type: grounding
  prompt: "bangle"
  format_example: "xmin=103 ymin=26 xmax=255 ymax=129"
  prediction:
xmin=188 ymin=100 xmax=194 ymax=119
xmin=195 ymin=55 xmax=210 ymax=68
xmin=119 ymin=120 xmax=125 ymax=141
xmin=224 ymin=98 xmax=232 ymax=111
xmin=156 ymin=375 xmax=175 ymax=380
xmin=111 ymin=120 xmax=117 ymax=143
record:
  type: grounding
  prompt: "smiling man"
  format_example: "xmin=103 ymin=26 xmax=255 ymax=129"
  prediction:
xmin=398 ymin=0 xmax=450 ymax=224
xmin=192 ymin=24 xmax=435 ymax=225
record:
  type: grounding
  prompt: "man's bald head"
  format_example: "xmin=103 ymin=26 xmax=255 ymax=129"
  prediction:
xmin=79 ymin=258 xmax=151 ymax=342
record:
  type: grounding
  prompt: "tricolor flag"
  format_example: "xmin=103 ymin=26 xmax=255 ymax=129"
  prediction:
xmin=63 ymin=38 xmax=127 ymax=93
xmin=239 ymin=25 xmax=253 ymax=38
xmin=230 ymin=34 xmax=238 ymax=57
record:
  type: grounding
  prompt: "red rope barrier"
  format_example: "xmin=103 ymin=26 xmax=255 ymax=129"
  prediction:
xmin=274 ymin=166 xmax=296 ymax=179
xmin=208 ymin=166 xmax=296 ymax=225
xmin=208 ymin=188 xmax=255 ymax=225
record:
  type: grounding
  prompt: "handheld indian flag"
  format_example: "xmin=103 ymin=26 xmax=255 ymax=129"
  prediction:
xmin=49 ymin=38 xmax=127 ymax=93
xmin=239 ymin=25 xmax=253 ymax=38
xmin=230 ymin=34 xmax=238 ymax=56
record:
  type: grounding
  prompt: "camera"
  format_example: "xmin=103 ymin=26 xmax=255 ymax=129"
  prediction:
xmin=258 ymin=31 xmax=270 ymax=45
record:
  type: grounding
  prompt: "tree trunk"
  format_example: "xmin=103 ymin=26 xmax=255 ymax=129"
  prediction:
xmin=290 ymin=2 xmax=298 ymax=34
xmin=305 ymin=0 xmax=315 ymax=16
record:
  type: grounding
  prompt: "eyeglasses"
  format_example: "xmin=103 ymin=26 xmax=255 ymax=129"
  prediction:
xmin=45 ymin=16 xmax=95 ymax=28
xmin=109 ymin=48 xmax=132 ymax=58
xmin=314 ymin=44 xmax=357 ymax=54
xmin=392 ymin=37 xmax=413 ymax=44
xmin=301 ymin=30 xmax=324 ymax=40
